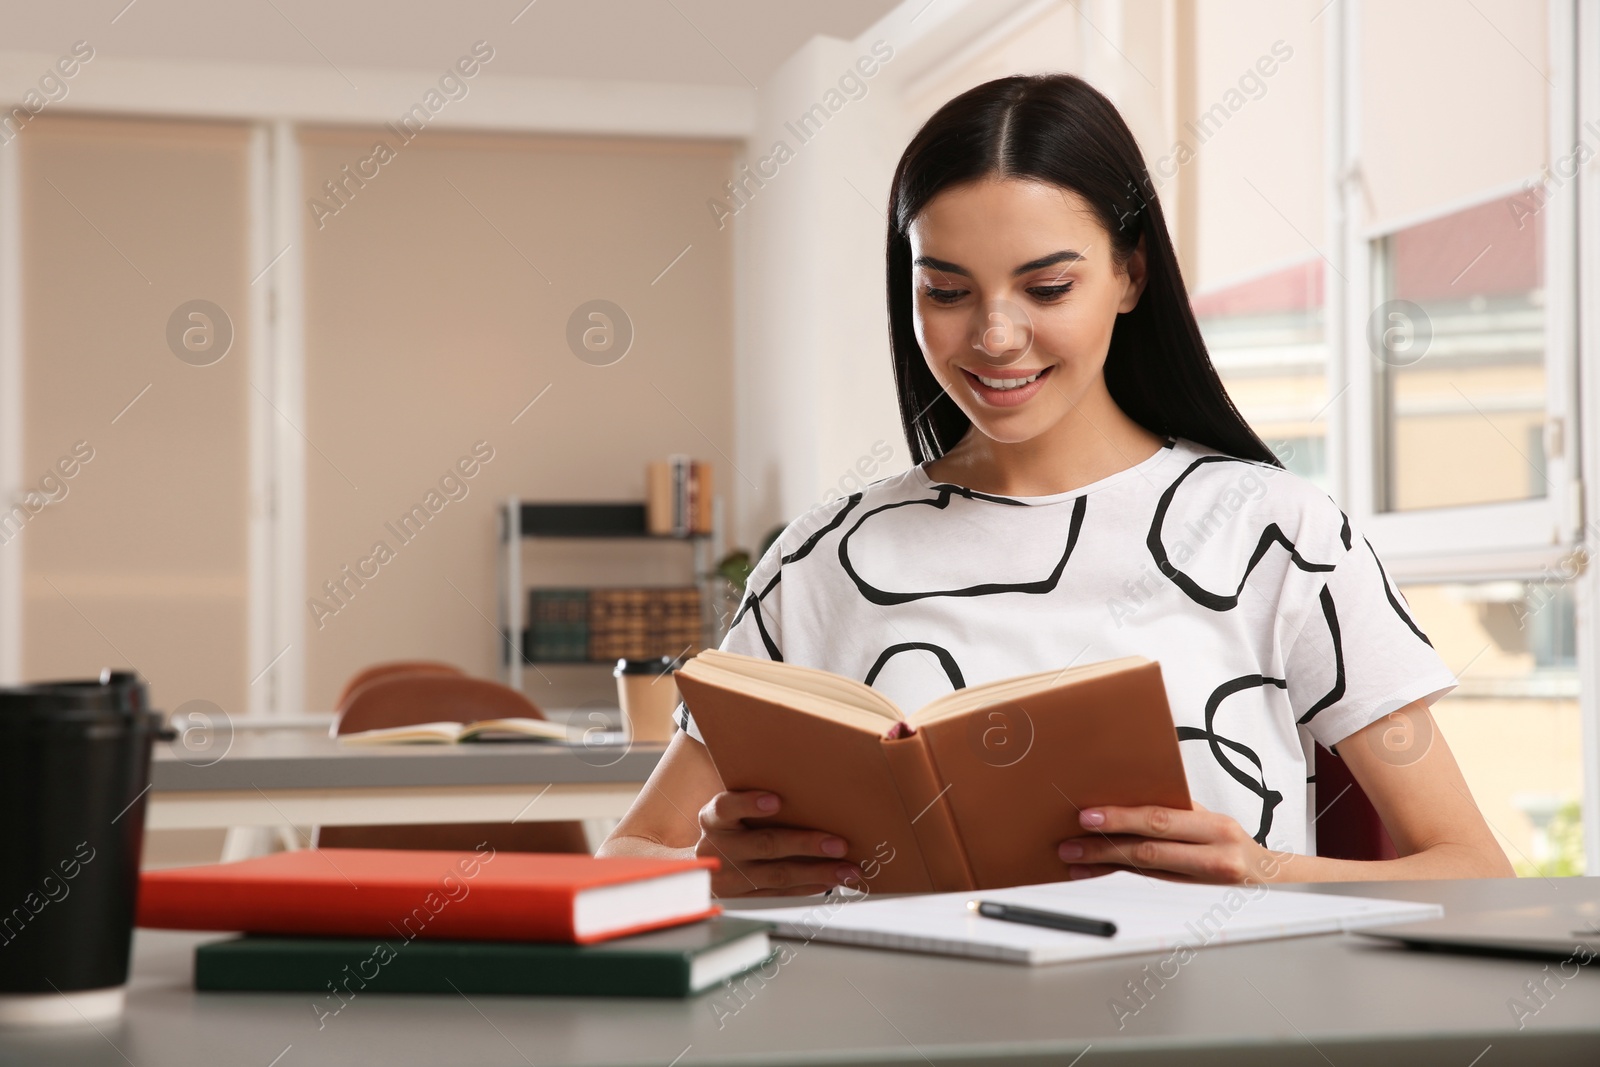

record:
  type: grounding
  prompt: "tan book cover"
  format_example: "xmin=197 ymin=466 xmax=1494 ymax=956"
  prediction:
xmin=691 ymin=461 xmax=714 ymax=534
xmin=646 ymin=462 xmax=673 ymax=536
xmin=675 ymin=650 xmax=1191 ymax=894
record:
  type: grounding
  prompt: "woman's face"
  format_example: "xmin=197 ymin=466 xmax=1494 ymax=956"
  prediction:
xmin=908 ymin=178 xmax=1146 ymax=446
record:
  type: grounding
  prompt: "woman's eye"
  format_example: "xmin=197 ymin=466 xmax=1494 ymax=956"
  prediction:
xmin=1026 ymin=283 xmax=1073 ymax=301
xmin=922 ymin=286 xmax=966 ymax=304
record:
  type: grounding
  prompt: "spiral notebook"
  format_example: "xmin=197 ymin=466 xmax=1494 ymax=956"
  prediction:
xmin=726 ymin=871 xmax=1443 ymax=966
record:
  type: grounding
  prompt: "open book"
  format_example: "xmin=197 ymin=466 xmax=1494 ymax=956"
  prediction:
xmin=675 ymin=650 xmax=1191 ymax=894
xmin=338 ymin=717 xmax=572 ymax=746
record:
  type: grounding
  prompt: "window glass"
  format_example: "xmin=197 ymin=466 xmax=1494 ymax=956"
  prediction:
xmin=1195 ymin=258 xmax=1329 ymax=492
xmin=1401 ymin=578 xmax=1583 ymax=876
xmin=1360 ymin=0 xmax=1550 ymax=514
xmin=1373 ymin=195 xmax=1546 ymax=511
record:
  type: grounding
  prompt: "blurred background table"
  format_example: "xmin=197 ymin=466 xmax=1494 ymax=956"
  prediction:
xmin=148 ymin=727 xmax=662 ymax=861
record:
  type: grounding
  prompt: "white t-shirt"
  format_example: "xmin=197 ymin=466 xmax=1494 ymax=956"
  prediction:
xmin=678 ymin=437 xmax=1458 ymax=856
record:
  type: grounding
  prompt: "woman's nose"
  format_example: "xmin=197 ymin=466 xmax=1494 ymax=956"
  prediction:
xmin=969 ymin=298 xmax=1032 ymax=366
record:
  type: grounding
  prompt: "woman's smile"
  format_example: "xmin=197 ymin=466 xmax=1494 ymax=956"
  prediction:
xmin=960 ymin=364 xmax=1055 ymax=407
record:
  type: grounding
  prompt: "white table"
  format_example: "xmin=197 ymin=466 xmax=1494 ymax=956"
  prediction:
xmin=5 ymin=877 xmax=1599 ymax=1065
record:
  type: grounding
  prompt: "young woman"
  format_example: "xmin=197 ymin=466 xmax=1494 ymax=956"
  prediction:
xmin=599 ymin=74 xmax=1512 ymax=894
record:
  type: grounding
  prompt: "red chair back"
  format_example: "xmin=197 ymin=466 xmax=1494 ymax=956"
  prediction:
xmin=1313 ymin=744 xmax=1398 ymax=861
xmin=318 ymin=671 xmax=588 ymax=855
xmin=335 ymin=674 xmax=547 ymax=736
xmin=335 ymin=660 xmax=465 ymax=712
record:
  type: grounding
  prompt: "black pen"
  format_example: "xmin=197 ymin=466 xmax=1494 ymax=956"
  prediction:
xmin=967 ymin=899 xmax=1117 ymax=937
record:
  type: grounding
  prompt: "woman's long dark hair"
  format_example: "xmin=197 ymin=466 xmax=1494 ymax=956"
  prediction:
xmin=887 ymin=74 xmax=1278 ymax=467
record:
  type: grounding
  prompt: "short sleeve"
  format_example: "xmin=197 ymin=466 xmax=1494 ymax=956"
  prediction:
xmin=674 ymin=537 xmax=785 ymax=743
xmin=1283 ymin=532 xmax=1459 ymax=750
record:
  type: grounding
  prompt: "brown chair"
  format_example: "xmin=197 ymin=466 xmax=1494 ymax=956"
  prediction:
xmin=1312 ymin=743 xmax=1398 ymax=861
xmin=334 ymin=660 xmax=464 ymax=712
xmin=315 ymin=670 xmax=590 ymax=854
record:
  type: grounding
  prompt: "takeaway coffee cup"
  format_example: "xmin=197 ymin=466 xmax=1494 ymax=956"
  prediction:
xmin=614 ymin=657 xmax=682 ymax=743
xmin=0 ymin=672 xmax=166 ymax=1027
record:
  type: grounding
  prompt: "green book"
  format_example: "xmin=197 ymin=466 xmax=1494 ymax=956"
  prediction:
xmin=194 ymin=918 xmax=774 ymax=999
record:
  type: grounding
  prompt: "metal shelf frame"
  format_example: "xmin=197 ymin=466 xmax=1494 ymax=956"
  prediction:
xmin=497 ymin=497 xmax=726 ymax=690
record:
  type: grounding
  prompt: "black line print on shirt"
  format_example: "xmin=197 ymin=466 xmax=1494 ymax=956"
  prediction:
xmin=837 ymin=489 xmax=1088 ymax=606
xmin=863 ymin=641 xmax=967 ymax=691
xmin=1295 ymin=585 xmax=1346 ymax=725
xmin=783 ymin=493 xmax=863 ymax=565
xmin=1363 ymin=535 xmax=1433 ymax=647
xmin=1177 ymin=674 xmax=1288 ymax=845
xmin=1146 ymin=455 xmax=1338 ymax=612
xmin=726 ymin=494 xmax=866 ymax=663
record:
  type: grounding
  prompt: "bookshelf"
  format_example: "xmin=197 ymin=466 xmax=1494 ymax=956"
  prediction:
xmin=497 ymin=497 xmax=726 ymax=692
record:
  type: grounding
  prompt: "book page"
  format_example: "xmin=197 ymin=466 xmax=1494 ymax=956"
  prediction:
xmin=682 ymin=650 xmax=905 ymax=728
xmin=910 ymin=657 xmax=1151 ymax=725
xmin=458 ymin=718 xmax=571 ymax=742
xmin=338 ymin=721 xmax=466 ymax=745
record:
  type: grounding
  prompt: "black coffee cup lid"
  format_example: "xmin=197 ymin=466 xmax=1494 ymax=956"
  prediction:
xmin=0 ymin=671 xmax=150 ymax=721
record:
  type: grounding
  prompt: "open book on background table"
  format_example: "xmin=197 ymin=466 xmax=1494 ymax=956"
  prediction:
xmin=338 ymin=717 xmax=572 ymax=745
xmin=675 ymin=650 xmax=1192 ymax=895
xmin=726 ymin=872 xmax=1444 ymax=966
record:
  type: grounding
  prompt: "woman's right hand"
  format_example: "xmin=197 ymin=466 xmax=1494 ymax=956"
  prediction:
xmin=696 ymin=790 xmax=860 ymax=897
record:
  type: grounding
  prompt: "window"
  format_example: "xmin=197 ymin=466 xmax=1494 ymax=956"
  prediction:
xmin=1195 ymin=258 xmax=1329 ymax=492
xmin=14 ymin=116 xmax=255 ymax=713
xmin=1347 ymin=0 xmax=1574 ymax=566
xmin=1372 ymin=193 xmax=1548 ymax=513
xmin=1400 ymin=578 xmax=1583 ymax=875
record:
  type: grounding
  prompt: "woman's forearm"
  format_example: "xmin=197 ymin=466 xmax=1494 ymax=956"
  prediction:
xmin=594 ymin=831 xmax=697 ymax=862
xmin=1265 ymin=840 xmax=1514 ymax=883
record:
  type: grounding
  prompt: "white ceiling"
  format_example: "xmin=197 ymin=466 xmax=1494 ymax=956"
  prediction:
xmin=2 ymin=0 xmax=906 ymax=88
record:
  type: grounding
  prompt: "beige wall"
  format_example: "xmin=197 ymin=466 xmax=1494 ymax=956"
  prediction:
xmin=902 ymin=4 xmax=1083 ymax=126
xmin=298 ymin=128 xmax=735 ymax=710
xmin=1189 ymin=0 xmax=1324 ymax=292
xmin=16 ymin=115 xmax=252 ymax=715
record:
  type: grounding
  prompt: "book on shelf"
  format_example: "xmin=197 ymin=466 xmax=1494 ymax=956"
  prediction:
xmin=646 ymin=456 xmax=713 ymax=536
xmin=194 ymin=918 xmax=775 ymax=997
xmin=527 ymin=587 xmax=589 ymax=662
xmin=523 ymin=585 xmax=702 ymax=664
xmin=338 ymin=717 xmax=571 ymax=745
xmin=674 ymin=650 xmax=1192 ymax=894
xmin=138 ymin=850 xmax=721 ymax=944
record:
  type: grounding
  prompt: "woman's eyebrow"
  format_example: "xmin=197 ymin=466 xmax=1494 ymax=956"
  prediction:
xmin=1014 ymin=249 xmax=1085 ymax=274
xmin=912 ymin=249 xmax=1085 ymax=277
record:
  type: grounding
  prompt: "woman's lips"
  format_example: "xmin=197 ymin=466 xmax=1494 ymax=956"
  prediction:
xmin=961 ymin=365 xmax=1053 ymax=408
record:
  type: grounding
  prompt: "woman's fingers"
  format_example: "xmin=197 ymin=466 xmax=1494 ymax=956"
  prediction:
xmin=1078 ymin=804 xmax=1235 ymax=844
xmin=717 ymin=858 xmax=860 ymax=893
xmin=699 ymin=789 xmax=782 ymax=829
xmin=1061 ymin=833 xmax=1256 ymax=882
xmin=715 ymin=825 xmax=851 ymax=862
xmin=696 ymin=790 xmax=858 ymax=895
xmin=698 ymin=792 xmax=850 ymax=860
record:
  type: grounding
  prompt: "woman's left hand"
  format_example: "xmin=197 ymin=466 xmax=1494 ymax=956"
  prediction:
xmin=1056 ymin=801 xmax=1286 ymax=884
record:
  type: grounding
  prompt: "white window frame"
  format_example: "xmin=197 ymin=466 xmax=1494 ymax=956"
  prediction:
xmin=1574 ymin=0 xmax=1600 ymax=875
xmin=1332 ymin=0 xmax=1596 ymax=874
xmin=1337 ymin=0 xmax=1580 ymax=583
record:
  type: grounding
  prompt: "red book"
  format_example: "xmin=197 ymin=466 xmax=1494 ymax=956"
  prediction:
xmin=136 ymin=849 xmax=719 ymax=945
